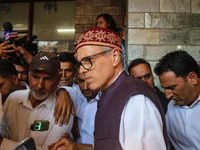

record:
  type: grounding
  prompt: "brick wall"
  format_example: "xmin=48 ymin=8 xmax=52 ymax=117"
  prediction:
xmin=127 ymin=0 xmax=200 ymax=88
xmin=75 ymin=0 xmax=126 ymax=42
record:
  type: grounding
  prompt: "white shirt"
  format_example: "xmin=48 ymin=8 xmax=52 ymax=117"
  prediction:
xmin=74 ymin=87 xmax=98 ymax=145
xmin=107 ymin=70 xmax=166 ymax=150
xmin=72 ymin=83 xmax=79 ymax=91
xmin=60 ymin=85 xmax=98 ymax=145
xmin=165 ymin=96 xmax=200 ymax=150
xmin=119 ymin=94 xmax=166 ymax=150
xmin=0 ymin=89 xmax=74 ymax=150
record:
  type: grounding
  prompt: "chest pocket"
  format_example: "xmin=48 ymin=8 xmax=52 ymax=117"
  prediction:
xmin=29 ymin=130 xmax=49 ymax=146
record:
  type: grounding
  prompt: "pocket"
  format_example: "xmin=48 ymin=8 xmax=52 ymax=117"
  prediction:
xmin=29 ymin=130 xmax=49 ymax=146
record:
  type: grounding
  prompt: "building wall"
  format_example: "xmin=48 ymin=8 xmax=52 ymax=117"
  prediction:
xmin=75 ymin=0 xmax=126 ymax=42
xmin=127 ymin=0 xmax=200 ymax=88
xmin=74 ymin=0 xmax=200 ymax=88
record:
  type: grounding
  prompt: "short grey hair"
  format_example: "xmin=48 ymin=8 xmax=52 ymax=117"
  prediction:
xmin=100 ymin=46 xmax=124 ymax=65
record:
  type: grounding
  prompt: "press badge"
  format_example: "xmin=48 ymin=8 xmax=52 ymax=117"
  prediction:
xmin=30 ymin=120 xmax=49 ymax=131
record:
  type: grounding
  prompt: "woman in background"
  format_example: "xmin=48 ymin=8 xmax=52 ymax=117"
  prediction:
xmin=96 ymin=13 xmax=118 ymax=32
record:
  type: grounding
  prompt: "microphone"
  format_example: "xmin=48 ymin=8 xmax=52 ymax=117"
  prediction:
xmin=2 ymin=22 xmax=24 ymax=65
xmin=3 ymin=22 xmax=18 ymax=47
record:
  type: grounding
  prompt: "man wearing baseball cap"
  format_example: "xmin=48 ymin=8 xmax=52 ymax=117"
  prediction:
xmin=0 ymin=51 xmax=74 ymax=149
xmin=52 ymin=27 xmax=167 ymax=150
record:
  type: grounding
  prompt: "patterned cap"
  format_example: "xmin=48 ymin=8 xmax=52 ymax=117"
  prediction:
xmin=29 ymin=51 xmax=60 ymax=74
xmin=75 ymin=27 xmax=122 ymax=52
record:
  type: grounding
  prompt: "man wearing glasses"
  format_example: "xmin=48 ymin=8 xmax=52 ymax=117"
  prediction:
xmin=51 ymin=27 xmax=167 ymax=150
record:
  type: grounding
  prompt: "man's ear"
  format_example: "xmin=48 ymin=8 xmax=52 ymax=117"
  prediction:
xmin=187 ymin=72 xmax=198 ymax=86
xmin=12 ymin=75 xmax=19 ymax=86
xmin=112 ymin=48 xmax=121 ymax=67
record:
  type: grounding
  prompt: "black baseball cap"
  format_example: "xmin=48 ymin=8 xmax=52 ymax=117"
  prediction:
xmin=29 ymin=51 xmax=60 ymax=74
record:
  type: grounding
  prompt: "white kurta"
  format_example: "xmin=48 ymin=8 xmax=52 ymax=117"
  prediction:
xmin=119 ymin=94 xmax=166 ymax=150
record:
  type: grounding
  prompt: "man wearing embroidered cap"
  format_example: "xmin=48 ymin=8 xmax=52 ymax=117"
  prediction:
xmin=52 ymin=28 xmax=167 ymax=150
xmin=0 ymin=51 xmax=74 ymax=149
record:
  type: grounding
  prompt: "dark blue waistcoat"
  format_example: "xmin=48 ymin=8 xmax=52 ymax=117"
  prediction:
xmin=94 ymin=71 xmax=167 ymax=150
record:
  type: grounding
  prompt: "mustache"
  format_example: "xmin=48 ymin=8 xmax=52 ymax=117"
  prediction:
xmin=32 ymin=89 xmax=46 ymax=93
xmin=82 ymin=89 xmax=92 ymax=93
xmin=60 ymin=78 xmax=68 ymax=81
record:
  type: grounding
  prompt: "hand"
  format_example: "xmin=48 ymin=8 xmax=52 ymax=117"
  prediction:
xmin=0 ymin=41 xmax=15 ymax=59
xmin=48 ymin=134 xmax=72 ymax=150
xmin=54 ymin=88 xmax=75 ymax=126
xmin=49 ymin=138 xmax=77 ymax=150
xmin=62 ymin=133 xmax=73 ymax=141
xmin=14 ymin=46 xmax=33 ymax=64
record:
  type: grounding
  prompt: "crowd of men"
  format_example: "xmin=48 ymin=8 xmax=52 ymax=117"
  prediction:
xmin=0 ymin=27 xmax=199 ymax=150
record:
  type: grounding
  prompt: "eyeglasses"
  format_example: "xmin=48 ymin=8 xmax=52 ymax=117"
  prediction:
xmin=78 ymin=50 xmax=112 ymax=70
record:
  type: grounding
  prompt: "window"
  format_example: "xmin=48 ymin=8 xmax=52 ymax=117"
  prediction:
xmin=0 ymin=1 xmax=75 ymax=52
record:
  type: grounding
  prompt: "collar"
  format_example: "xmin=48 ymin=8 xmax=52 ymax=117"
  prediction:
xmin=99 ymin=69 xmax=124 ymax=94
xmin=181 ymin=95 xmax=200 ymax=109
xmin=18 ymin=90 xmax=55 ymax=110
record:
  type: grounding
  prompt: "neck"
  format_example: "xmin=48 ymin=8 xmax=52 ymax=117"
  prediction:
xmin=187 ymin=84 xmax=200 ymax=107
xmin=101 ymin=67 xmax=124 ymax=92
xmin=86 ymin=96 xmax=96 ymax=103
xmin=87 ymin=99 xmax=91 ymax=103
xmin=29 ymin=94 xmax=44 ymax=108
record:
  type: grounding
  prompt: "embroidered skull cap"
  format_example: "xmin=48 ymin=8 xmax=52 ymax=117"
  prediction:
xmin=75 ymin=27 xmax=122 ymax=52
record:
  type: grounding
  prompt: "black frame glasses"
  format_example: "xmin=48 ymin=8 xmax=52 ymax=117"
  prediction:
xmin=78 ymin=49 xmax=112 ymax=70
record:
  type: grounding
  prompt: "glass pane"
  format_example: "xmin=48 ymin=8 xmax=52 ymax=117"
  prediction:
xmin=33 ymin=1 xmax=75 ymax=52
xmin=33 ymin=1 xmax=75 ymax=41
xmin=0 ymin=3 xmax=29 ymax=30
xmin=37 ymin=41 xmax=74 ymax=53
xmin=0 ymin=2 xmax=29 ymax=39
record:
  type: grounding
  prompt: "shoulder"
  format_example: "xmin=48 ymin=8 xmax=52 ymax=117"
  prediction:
xmin=124 ymin=94 xmax=160 ymax=113
xmin=8 ymin=89 xmax=29 ymax=99
xmin=121 ymin=94 xmax=163 ymax=128
xmin=5 ymin=89 xmax=29 ymax=106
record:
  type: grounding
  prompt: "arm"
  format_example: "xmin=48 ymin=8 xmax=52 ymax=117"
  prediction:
xmin=14 ymin=46 xmax=33 ymax=64
xmin=54 ymin=88 xmax=75 ymax=126
xmin=120 ymin=95 xmax=167 ymax=150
